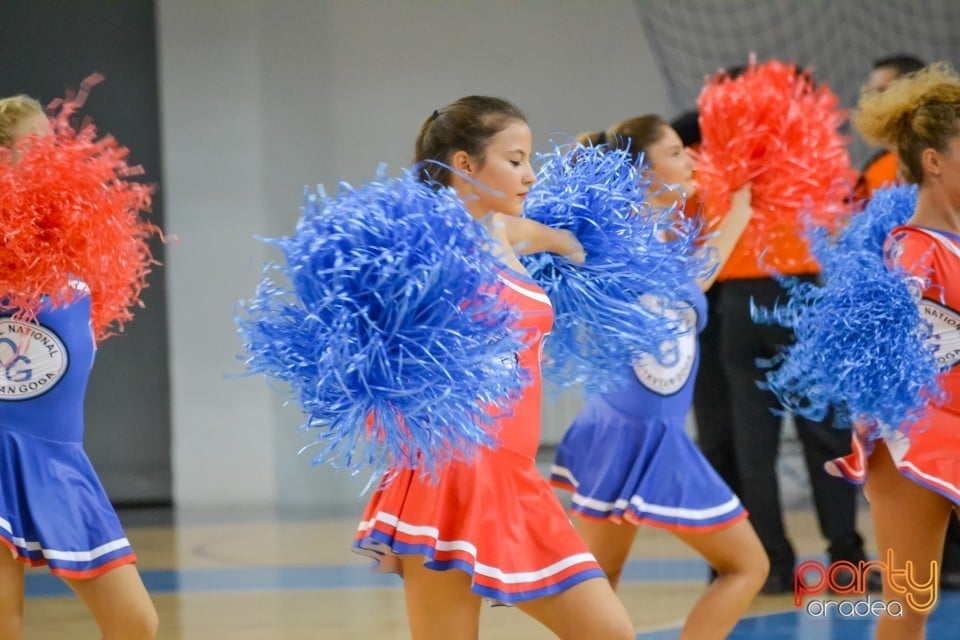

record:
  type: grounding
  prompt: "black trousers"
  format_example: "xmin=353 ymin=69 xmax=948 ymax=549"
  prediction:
xmin=943 ymin=517 xmax=960 ymax=589
xmin=693 ymin=277 xmax=863 ymax=574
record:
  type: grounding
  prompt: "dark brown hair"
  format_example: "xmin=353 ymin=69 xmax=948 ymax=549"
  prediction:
xmin=578 ymin=115 xmax=669 ymax=165
xmin=873 ymin=54 xmax=927 ymax=78
xmin=577 ymin=113 xmax=670 ymax=168
xmin=575 ymin=130 xmax=606 ymax=147
xmin=413 ymin=96 xmax=527 ymax=186
xmin=608 ymin=115 xmax=669 ymax=163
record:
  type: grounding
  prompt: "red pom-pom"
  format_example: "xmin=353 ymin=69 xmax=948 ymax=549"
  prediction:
xmin=695 ymin=58 xmax=855 ymax=274
xmin=0 ymin=75 xmax=161 ymax=341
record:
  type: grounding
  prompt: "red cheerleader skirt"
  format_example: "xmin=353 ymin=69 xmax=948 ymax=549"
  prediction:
xmin=353 ymin=443 xmax=605 ymax=604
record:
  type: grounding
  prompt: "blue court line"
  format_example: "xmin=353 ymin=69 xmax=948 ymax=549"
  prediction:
xmin=634 ymin=590 xmax=960 ymax=639
xmin=25 ymin=564 xmax=395 ymax=598
xmin=25 ymin=557 xmax=714 ymax=598
xmin=30 ymin=555 xmax=855 ymax=598
xmin=25 ymin=559 xmax=960 ymax=640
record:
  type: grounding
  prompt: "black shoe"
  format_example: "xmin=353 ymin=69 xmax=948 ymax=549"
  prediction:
xmin=828 ymin=565 xmax=855 ymax=595
xmin=828 ymin=534 xmax=867 ymax=568
xmin=826 ymin=564 xmax=882 ymax=595
xmin=941 ymin=570 xmax=960 ymax=591
xmin=760 ymin=569 xmax=794 ymax=595
xmin=827 ymin=545 xmax=884 ymax=595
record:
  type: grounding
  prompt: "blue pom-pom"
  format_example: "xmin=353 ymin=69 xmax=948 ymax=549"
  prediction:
xmin=836 ymin=184 xmax=919 ymax=255
xmin=520 ymin=142 xmax=712 ymax=390
xmin=237 ymin=170 xmax=526 ymax=484
xmin=754 ymin=184 xmax=944 ymax=435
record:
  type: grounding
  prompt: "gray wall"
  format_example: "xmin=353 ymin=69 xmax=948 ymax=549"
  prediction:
xmin=156 ymin=0 xmax=670 ymax=513
xmin=2 ymin=0 xmax=171 ymax=505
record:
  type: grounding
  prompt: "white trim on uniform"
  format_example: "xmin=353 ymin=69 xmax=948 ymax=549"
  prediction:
xmin=898 ymin=460 xmax=960 ymax=503
xmin=909 ymin=227 xmax=960 ymax=261
xmin=549 ymin=465 xmax=578 ymax=487
xmin=570 ymin=492 xmax=743 ymax=521
xmin=357 ymin=512 xmax=594 ymax=584
xmin=550 ymin=466 xmax=743 ymax=520
xmin=498 ymin=274 xmax=552 ymax=306
xmin=0 ymin=517 xmax=129 ymax=560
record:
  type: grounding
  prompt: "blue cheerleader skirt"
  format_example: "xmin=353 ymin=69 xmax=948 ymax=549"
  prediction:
xmin=550 ymin=397 xmax=747 ymax=531
xmin=0 ymin=428 xmax=136 ymax=578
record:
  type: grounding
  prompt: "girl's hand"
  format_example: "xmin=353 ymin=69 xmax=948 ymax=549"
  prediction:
xmin=557 ymin=229 xmax=586 ymax=264
xmin=730 ymin=183 xmax=753 ymax=214
xmin=496 ymin=215 xmax=585 ymax=263
xmin=697 ymin=182 xmax=754 ymax=291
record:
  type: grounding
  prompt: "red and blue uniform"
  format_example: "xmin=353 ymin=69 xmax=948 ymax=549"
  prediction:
xmin=829 ymin=225 xmax=960 ymax=503
xmin=353 ymin=269 xmax=604 ymax=603
xmin=551 ymin=281 xmax=747 ymax=531
xmin=0 ymin=287 xmax=136 ymax=578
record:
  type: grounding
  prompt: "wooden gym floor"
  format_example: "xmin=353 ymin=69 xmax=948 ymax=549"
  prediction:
xmin=18 ymin=503 xmax=960 ymax=639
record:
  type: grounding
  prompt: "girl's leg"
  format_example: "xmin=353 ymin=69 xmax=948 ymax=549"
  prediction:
xmin=400 ymin=555 xmax=482 ymax=640
xmin=865 ymin=442 xmax=953 ymax=640
xmin=515 ymin=576 xmax=635 ymax=640
xmin=0 ymin=550 xmax=25 ymax=640
xmin=62 ymin=564 xmax=158 ymax=640
xmin=401 ymin=550 xmax=634 ymax=640
xmin=671 ymin=520 xmax=769 ymax=640
xmin=571 ymin=516 xmax=638 ymax=590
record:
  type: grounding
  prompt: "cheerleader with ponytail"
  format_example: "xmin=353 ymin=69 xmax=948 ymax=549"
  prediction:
xmin=352 ymin=97 xmax=640 ymax=639
xmin=240 ymin=96 xmax=636 ymax=639
xmin=519 ymin=132 xmax=712 ymax=392
xmin=0 ymin=85 xmax=159 ymax=639
xmin=550 ymin=115 xmax=768 ymax=640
